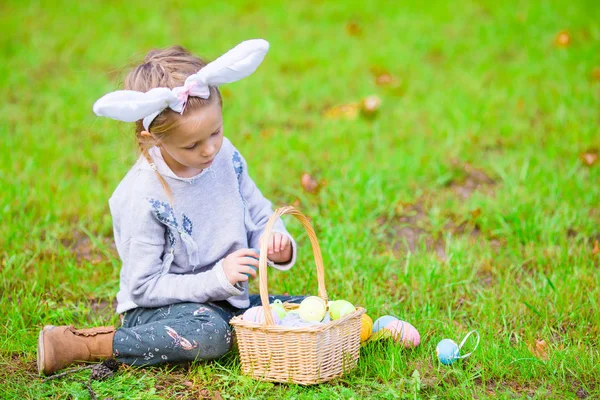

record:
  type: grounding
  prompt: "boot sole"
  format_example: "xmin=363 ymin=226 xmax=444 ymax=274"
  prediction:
xmin=37 ymin=325 xmax=55 ymax=376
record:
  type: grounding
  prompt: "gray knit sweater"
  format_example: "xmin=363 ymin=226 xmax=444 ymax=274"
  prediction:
xmin=109 ymin=137 xmax=296 ymax=314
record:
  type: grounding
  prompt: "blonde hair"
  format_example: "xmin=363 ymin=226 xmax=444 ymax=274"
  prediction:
xmin=124 ymin=46 xmax=223 ymax=202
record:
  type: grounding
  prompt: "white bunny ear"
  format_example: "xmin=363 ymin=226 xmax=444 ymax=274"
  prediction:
xmin=93 ymin=87 xmax=178 ymax=123
xmin=93 ymin=39 xmax=270 ymax=129
xmin=186 ymin=39 xmax=270 ymax=89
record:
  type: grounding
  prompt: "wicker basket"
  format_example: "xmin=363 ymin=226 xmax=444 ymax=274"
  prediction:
xmin=230 ymin=206 xmax=365 ymax=385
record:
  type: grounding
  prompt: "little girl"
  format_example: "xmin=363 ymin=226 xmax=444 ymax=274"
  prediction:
xmin=37 ymin=39 xmax=303 ymax=375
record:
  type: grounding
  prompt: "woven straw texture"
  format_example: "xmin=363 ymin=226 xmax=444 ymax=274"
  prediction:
xmin=230 ymin=206 xmax=365 ymax=385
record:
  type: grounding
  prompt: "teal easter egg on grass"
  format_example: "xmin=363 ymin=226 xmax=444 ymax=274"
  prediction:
xmin=436 ymin=339 xmax=460 ymax=365
xmin=373 ymin=315 xmax=399 ymax=332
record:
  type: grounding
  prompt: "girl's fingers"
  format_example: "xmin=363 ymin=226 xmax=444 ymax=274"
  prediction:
xmin=238 ymin=266 xmax=257 ymax=279
xmin=269 ymin=235 xmax=275 ymax=254
xmin=239 ymin=257 xmax=259 ymax=268
xmin=274 ymin=234 xmax=282 ymax=252
xmin=234 ymin=248 xmax=260 ymax=258
xmin=280 ymin=235 xmax=289 ymax=251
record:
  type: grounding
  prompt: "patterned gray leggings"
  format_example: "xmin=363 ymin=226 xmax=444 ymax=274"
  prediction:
xmin=113 ymin=295 xmax=304 ymax=366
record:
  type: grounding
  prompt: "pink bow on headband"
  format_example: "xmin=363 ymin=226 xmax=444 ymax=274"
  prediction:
xmin=176 ymin=81 xmax=199 ymax=114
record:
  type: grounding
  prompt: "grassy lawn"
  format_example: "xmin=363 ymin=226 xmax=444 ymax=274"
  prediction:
xmin=1 ymin=0 xmax=599 ymax=398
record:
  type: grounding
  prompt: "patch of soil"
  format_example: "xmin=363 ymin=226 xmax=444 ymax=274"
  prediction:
xmin=60 ymin=231 xmax=116 ymax=264
xmin=378 ymin=202 xmax=503 ymax=262
xmin=88 ymin=299 xmax=117 ymax=321
xmin=447 ymin=162 xmax=496 ymax=200
xmin=0 ymin=353 xmax=38 ymax=383
xmin=377 ymin=203 xmax=447 ymax=260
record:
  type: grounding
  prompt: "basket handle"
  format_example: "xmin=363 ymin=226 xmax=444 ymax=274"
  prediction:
xmin=258 ymin=206 xmax=328 ymax=326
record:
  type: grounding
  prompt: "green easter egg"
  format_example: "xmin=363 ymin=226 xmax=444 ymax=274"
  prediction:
xmin=298 ymin=296 xmax=327 ymax=322
xmin=270 ymin=299 xmax=287 ymax=319
xmin=329 ymin=300 xmax=356 ymax=320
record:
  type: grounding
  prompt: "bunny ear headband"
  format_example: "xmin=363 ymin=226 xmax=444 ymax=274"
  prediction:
xmin=93 ymin=39 xmax=269 ymax=131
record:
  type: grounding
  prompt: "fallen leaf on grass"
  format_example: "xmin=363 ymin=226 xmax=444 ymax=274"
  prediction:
xmin=371 ymin=69 xmax=399 ymax=86
xmin=554 ymin=30 xmax=571 ymax=47
xmin=580 ymin=150 xmax=598 ymax=166
xmin=183 ymin=380 xmax=193 ymax=387
xmin=470 ymin=208 xmax=482 ymax=219
xmin=323 ymin=103 xmax=360 ymax=120
xmin=323 ymin=96 xmax=382 ymax=120
xmin=213 ymin=391 xmax=224 ymax=400
xmin=301 ymin=173 xmax=320 ymax=193
xmin=198 ymin=388 xmax=211 ymax=399
xmin=531 ymin=339 xmax=548 ymax=360
xmin=346 ymin=21 xmax=362 ymax=37
xmin=592 ymin=67 xmax=600 ymax=82
xmin=593 ymin=240 xmax=599 ymax=256
xmin=361 ymin=95 xmax=382 ymax=118
xmin=375 ymin=72 xmax=396 ymax=86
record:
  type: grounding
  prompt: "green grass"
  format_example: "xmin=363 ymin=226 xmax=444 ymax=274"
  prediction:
xmin=1 ymin=0 xmax=599 ymax=398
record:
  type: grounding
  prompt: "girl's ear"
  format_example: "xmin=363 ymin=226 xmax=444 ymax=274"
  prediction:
xmin=140 ymin=130 xmax=152 ymax=137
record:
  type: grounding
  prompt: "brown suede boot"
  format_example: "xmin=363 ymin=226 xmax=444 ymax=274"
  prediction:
xmin=37 ymin=325 xmax=116 ymax=376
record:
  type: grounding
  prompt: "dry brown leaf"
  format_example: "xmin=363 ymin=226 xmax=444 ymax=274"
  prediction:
xmin=376 ymin=73 xmax=394 ymax=86
xmin=361 ymin=95 xmax=382 ymax=117
xmin=580 ymin=150 xmax=598 ymax=166
xmin=471 ymin=208 xmax=482 ymax=219
xmin=260 ymin=128 xmax=275 ymax=138
xmin=182 ymin=380 xmax=193 ymax=387
xmin=592 ymin=67 xmax=600 ymax=82
xmin=554 ymin=30 xmax=571 ymax=47
xmin=213 ymin=391 xmax=224 ymax=400
xmin=323 ymin=103 xmax=360 ymax=120
xmin=346 ymin=21 xmax=362 ymax=37
xmin=301 ymin=173 xmax=320 ymax=193
xmin=593 ymin=240 xmax=599 ymax=256
xmin=531 ymin=339 xmax=548 ymax=360
xmin=374 ymin=71 xmax=400 ymax=87
xmin=198 ymin=388 xmax=211 ymax=399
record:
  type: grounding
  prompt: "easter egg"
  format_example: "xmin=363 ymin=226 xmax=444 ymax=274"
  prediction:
xmin=373 ymin=315 xmax=399 ymax=333
xmin=242 ymin=306 xmax=281 ymax=325
xmin=436 ymin=339 xmax=460 ymax=365
xmin=384 ymin=320 xmax=420 ymax=348
xmin=360 ymin=314 xmax=373 ymax=342
xmin=270 ymin=299 xmax=287 ymax=319
xmin=298 ymin=296 xmax=327 ymax=322
xmin=329 ymin=300 xmax=356 ymax=320
xmin=243 ymin=248 xmax=260 ymax=278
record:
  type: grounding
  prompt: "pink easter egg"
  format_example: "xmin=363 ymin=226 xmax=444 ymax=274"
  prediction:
xmin=242 ymin=306 xmax=281 ymax=325
xmin=384 ymin=320 xmax=420 ymax=348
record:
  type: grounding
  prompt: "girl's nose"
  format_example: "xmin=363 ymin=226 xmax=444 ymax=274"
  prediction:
xmin=201 ymin=144 xmax=214 ymax=158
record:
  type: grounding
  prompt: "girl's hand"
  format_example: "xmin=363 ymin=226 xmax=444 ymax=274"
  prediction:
xmin=222 ymin=249 xmax=259 ymax=285
xmin=259 ymin=232 xmax=292 ymax=264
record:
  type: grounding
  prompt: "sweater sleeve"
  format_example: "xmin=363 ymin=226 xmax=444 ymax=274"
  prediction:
xmin=236 ymin=150 xmax=297 ymax=271
xmin=124 ymin=199 xmax=244 ymax=308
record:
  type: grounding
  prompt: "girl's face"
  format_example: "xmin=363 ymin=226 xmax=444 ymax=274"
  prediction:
xmin=155 ymin=101 xmax=224 ymax=177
